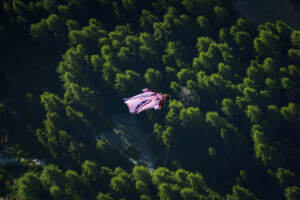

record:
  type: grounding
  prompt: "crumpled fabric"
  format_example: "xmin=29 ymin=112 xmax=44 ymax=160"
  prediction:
xmin=123 ymin=88 xmax=164 ymax=114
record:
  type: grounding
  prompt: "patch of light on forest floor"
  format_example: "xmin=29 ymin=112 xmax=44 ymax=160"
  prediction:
xmin=99 ymin=113 xmax=155 ymax=170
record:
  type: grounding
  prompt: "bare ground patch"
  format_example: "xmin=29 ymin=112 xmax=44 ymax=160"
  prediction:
xmin=98 ymin=113 xmax=155 ymax=170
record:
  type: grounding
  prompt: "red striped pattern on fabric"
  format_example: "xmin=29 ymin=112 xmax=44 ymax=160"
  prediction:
xmin=124 ymin=89 xmax=164 ymax=114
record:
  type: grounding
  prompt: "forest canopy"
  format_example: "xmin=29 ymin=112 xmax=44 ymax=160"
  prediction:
xmin=0 ymin=0 xmax=300 ymax=200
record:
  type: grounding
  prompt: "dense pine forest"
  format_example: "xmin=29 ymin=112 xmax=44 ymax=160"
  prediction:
xmin=1 ymin=0 xmax=300 ymax=199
